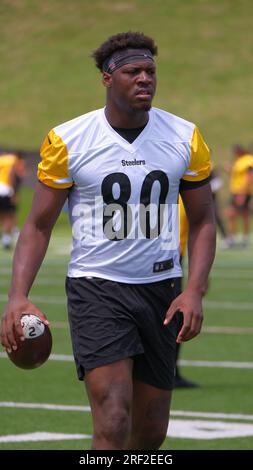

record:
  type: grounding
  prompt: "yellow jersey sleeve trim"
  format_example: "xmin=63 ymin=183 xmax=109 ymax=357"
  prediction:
xmin=182 ymin=127 xmax=211 ymax=182
xmin=37 ymin=129 xmax=74 ymax=189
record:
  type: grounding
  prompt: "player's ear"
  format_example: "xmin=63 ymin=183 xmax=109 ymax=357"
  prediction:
xmin=102 ymin=72 xmax=112 ymax=88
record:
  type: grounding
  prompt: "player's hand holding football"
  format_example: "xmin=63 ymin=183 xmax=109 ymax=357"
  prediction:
xmin=0 ymin=296 xmax=49 ymax=353
xmin=164 ymin=288 xmax=203 ymax=343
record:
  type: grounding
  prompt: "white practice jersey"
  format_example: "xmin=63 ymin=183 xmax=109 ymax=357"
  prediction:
xmin=38 ymin=107 xmax=211 ymax=283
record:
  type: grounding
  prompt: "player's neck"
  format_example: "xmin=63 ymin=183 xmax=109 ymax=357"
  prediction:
xmin=104 ymin=104 xmax=149 ymax=129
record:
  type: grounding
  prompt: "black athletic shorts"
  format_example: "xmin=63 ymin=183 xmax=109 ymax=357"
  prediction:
xmin=0 ymin=196 xmax=16 ymax=212
xmin=230 ymin=194 xmax=251 ymax=210
xmin=66 ymin=276 xmax=182 ymax=390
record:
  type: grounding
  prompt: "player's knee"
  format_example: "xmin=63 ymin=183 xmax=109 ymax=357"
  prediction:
xmin=131 ymin=422 xmax=167 ymax=449
xmin=149 ymin=428 xmax=167 ymax=449
xmin=96 ymin=407 xmax=131 ymax=447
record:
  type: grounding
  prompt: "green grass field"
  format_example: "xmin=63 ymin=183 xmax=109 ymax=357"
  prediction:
xmin=0 ymin=192 xmax=253 ymax=449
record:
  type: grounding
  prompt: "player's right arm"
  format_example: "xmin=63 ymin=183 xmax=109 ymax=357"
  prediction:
xmin=0 ymin=182 xmax=68 ymax=353
xmin=1 ymin=129 xmax=72 ymax=353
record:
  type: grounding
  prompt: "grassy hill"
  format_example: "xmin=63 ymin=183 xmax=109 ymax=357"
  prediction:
xmin=1 ymin=0 xmax=252 ymax=166
xmin=1 ymin=0 xmax=252 ymax=219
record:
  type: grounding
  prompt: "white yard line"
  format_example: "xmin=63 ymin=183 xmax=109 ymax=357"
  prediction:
xmin=0 ymin=319 xmax=251 ymax=334
xmin=168 ymin=419 xmax=253 ymax=440
xmin=50 ymin=323 xmax=253 ymax=335
xmin=212 ymin=263 xmax=253 ymax=269
xmin=171 ymin=410 xmax=253 ymax=421
xmin=202 ymin=326 xmax=253 ymax=334
xmin=1 ymin=294 xmax=253 ymax=311
xmin=0 ymin=402 xmax=91 ymax=411
xmin=1 ymin=268 xmax=253 ymax=283
xmin=1 ymin=401 xmax=253 ymax=422
xmin=0 ymin=432 xmax=91 ymax=443
xmin=1 ymin=276 xmax=253 ymax=287
xmin=1 ymin=352 xmax=253 ymax=368
xmin=204 ymin=300 xmax=253 ymax=310
xmin=0 ymin=295 xmax=66 ymax=305
xmin=179 ymin=359 xmax=253 ymax=369
xmin=46 ymin=324 xmax=253 ymax=335
xmin=0 ymin=279 xmax=64 ymax=286
xmin=2 ymin=421 xmax=253 ymax=442
xmin=211 ymin=272 xmax=253 ymax=279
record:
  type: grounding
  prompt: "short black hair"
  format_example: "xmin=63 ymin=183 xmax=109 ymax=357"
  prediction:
xmin=91 ymin=31 xmax=158 ymax=72
xmin=232 ymin=144 xmax=246 ymax=156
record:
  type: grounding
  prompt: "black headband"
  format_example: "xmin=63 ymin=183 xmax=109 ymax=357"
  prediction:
xmin=102 ymin=48 xmax=154 ymax=73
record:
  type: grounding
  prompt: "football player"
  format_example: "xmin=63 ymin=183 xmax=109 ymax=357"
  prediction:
xmin=1 ymin=32 xmax=216 ymax=449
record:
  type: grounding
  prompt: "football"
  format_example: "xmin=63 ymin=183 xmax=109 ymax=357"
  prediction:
xmin=7 ymin=314 xmax=52 ymax=370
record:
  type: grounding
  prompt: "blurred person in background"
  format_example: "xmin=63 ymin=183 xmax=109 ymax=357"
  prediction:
xmin=209 ymin=166 xmax=229 ymax=248
xmin=0 ymin=152 xmax=26 ymax=249
xmin=225 ymin=145 xmax=253 ymax=248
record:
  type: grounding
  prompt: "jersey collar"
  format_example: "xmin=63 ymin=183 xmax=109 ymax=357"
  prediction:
xmin=100 ymin=107 xmax=154 ymax=154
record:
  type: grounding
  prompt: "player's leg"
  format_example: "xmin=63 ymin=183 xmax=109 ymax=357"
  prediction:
xmin=241 ymin=206 xmax=250 ymax=246
xmin=213 ymin=195 xmax=227 ymax=239
xmin=227 ymin=205 xmax=237 ymax=235
xmin=127 ymin=379 xmax=171 ymax=449
xmin=85 ymin=359 xmax=133 ymax=450
xmin=1 ymin=211 xmax=15 ymax=249
xmin=240 ymin=196 xmax=251 ymax=246
xmin=0 ymin=209 xmax=3 ymax=232
xmin=125 ymin=279 xmax=181 ymax=449
xmin=225 ymin=198 xmax=238 ymax=247
xmin=0 ymin=200 xmax=16 ymax=249
xmin=66 ymin=277 xmax=144 ymax=450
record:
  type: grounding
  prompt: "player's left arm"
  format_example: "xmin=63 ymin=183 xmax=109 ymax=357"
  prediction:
xmin=164 ymin=125 xmax=216 ymax=341
xmin=181 ymin=183 xmax=216 ymax=296
xmin=164 ymin=183 xmax=216 ymax=342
